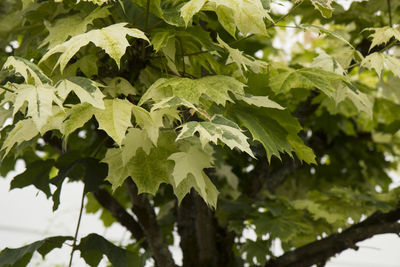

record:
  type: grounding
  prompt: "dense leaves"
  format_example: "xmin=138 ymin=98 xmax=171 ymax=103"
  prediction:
xmin=1 ymin=0 xmax=400 ymax=266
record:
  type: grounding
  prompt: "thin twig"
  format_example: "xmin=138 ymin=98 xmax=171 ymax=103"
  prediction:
xmin=0 ymin=85 xmax=14 ymax=93
xmin=67 ymin=187 xmax=85 ymax=267
xmin=387 ymin=0 xmax=392 ymax=27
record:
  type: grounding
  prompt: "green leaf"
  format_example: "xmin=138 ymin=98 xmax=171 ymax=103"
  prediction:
xmin=173 ymin=171 xmax=219 ymax=208
xmin=217 ymin=35 xmax=268 ymax=76
xmin=12 ymin=83 xmax=63 ymax=131
xmin=63 ymin=99 xmax=133 ymax=145
xmin=365 ymin=26 xmax=400 ymax=51
xmin=121 ymin=128 xmax=153 ymax=164
xmin=361 ymin=52 xmax=400 ymax=78
xmin=103 ymin=77 xmax=137 ymax=97
xmin=63 ymin=103 xmax=95 ymax=137
xmin=132 ymin=105 xmax=180 ymax=144
xmin=77 ymin=233 xmax=141 ymax=267
xmin=176 ymin=115 xmax=254 ymax=157
xmin=230 ymin=104 xmax=315 ymax=162
xmin=180 ymin=0 xmax=273 ymax=36
xmin=235 ymin=94 xmax=284 ymax=109
xmin=94 ymin=99 xmax=133 ymax=146
xmin=55 ymin=77 xmax=105 ymax=109
xmin=0 ymin=236 xmax=72 ymax=267
xmin=269 ymin=67 xmax=348 ymax=98
xmin=1 ymin=119 xmax=39 ymax=157
xmin=3 ymin=56 xmax=52 ymax=85
xmin=103 ymin=132 xmax=177 ymax=193
xmin=168 ymin=143 xmax=213 ymax=189
xmin=309 ymin=0 xmax=333 ymax=18
xmin=10 ymin=159 xmax=55 ymax=198
xmin=41 ymin=23 xmax=149 ymax=70
xmin=168 ymin=142 xmax=219 ymax=208
xmin=150 ymin=28 xmax=176 ymax=52
xmin=139 ymin=75 xmax=245 ymax=106
xmin=150 ymin=96 xmax=197 ymax=111
xmin=41 ymin=7 xmax=111 ymax=49
xmin=77 ymin=0 xmax=116 ymax=4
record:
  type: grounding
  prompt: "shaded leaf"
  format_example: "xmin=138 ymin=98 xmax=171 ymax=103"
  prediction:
xmin=0 ymin=236 xmax=72 ymax=267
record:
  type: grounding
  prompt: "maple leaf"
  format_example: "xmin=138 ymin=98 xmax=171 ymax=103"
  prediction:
xmin=235 ymin=94 xmax=284 ymax=110
xmin=139 ymin=75 xmax=245 ymax=106
xmin=103 ymin=132 xmax=177 ymax=193
xmin=55 ymin=77 xmax=105 ymax=109
xmin=217 ymin=35 xmax=268 ymax=76
xmin=230 ymin=104 xmax=316 ymax=163
xmin=40 ymin=23 xmax=149 ymax=70
xmin=121 ymin=128 xmax=153 ymax=164
xmin=1 ymin=118 xmax=39 ymax=157
xmin=41 ymin=7 xmax=111 ymax=49
xmin=132 ymin=105 xmax=180 ymax=144
xmin=309 ymin=0 xmax=333 ymax=18
xmin=361 ymin=52 xmax=400 ymax=78
xmin=365 ymin=26 xmax=400 ymax=51
xmin=103 ymin=77 xmax=137 ymax=97
xmin=269 ymin=67 xmax=350 ymax=98
xmin=63 ymin=103 xmax=95 ymax=137
xmin=62 ymin=99 xmax=132 ymax=145
xmin=168 ymin=144 xmax=213 ymax=187
xmin=168 ymin=142 xmax=219 ymax=208
xmin=12 ymin=83 xmax=63 ymax=131
xmin=173 ymin=171 xmax=219 ymax=208
xmin=3 ymin=56 xmax=52 ymax=85
xmin=93 ymin=99 xmax=133 ymax=146
xmin=180 ymin=0 xmax=272 ymax=36
xmin=176 ymin=115 xmax=254 ymax=157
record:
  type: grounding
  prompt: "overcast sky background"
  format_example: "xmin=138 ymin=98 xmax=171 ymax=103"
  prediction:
xmin=2 ymin=0 xmax=400 ymax=266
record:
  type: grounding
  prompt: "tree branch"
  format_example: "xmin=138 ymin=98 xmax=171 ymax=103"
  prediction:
xmin=93 ymin=188 xmax=146 ymax=244
xmin=125 ymin=179 xmax=176 ymax=267
xmin=265 ymin=206 xmax=400 ymax=267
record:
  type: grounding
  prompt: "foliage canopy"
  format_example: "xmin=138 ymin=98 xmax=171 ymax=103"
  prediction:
xmin=1 ymin=0 xmax=400 ymax=266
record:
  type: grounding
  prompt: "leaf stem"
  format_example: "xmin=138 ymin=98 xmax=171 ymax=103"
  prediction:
xmin=0 ymin=85 xmax=15 ymax=93
xmin=68 ymin=186 xmax=85 ymax=267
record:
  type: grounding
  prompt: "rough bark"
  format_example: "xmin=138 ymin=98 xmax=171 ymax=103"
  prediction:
xmin=125 ymin=179 xmax=176 ymax=267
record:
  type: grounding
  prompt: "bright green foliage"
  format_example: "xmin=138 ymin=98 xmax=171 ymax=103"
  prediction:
xmin=93 ymin=99 xmax=133 ymax=145
xmin=11 ymin=83 xmax=63 ymax=131
xmin=217 ymin=35 xmax=268 ymax=76
xmin=1 ymin=119 xmax=39 ymax=156
xmin=3 ymin=56 xmax=52 ymax=84
xmin=55 ymin=77 xmax=105 ymax=108
xmin=41 ymin=23 xmax=149 ymax=70
xmin=362 ymin=52 xmax=400 ymax=78
xmin=310 ymin=0 xmax=333 ymax=18
xmin=140 ymin=75 xmax=245 ymax=106
xmin=180 ymin=0 xmax=273 ymax=36
xmin=41 ymin=7 xmax=111 ymax=49
xmin=1 ymin=0 xmax=400 ymax=266
xmin=177 ymin=115 xmax=254 ymax=157
xmin=365 ymin=26 xmax=400 ymax=50
xmin=168 ymin=144 xmax=213 ymax=196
